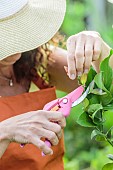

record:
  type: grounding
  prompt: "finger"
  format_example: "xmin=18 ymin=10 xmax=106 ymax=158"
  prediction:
xmin=32 ymin=137 xmax=53 ymax=155
xmin=41 ymin=129 xmax=59 ymax=146
xmin=27 ymin=124 xmax=59 ymax=146
xmin=46 ymin=111 xmax=66 ymax=128
xmin=66 ymin=36 xmax=77 ymax=79
xmin=75 ymin=36 xmax=85 ymax=75
xmin=43 ymin=122 xmax=62 ymax=139
xmin=93 ymin=38 xmax=101 ymax=61
xmin=84 ymin=38 xmax=93 ymax=73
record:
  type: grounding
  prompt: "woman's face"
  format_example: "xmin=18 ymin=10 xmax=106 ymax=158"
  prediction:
xmin=0 ymin=53 xmax=21 ymax=66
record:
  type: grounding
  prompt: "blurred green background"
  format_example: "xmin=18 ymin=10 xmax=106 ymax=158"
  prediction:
xmin=59 ymin=0 xmax=113 ymax=169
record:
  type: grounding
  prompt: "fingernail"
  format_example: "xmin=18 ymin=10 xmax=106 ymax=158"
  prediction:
xmin=70 ymin=74 xmax=75 ymax=80
xmin=53 ymin=140 xmax=58 ymax=145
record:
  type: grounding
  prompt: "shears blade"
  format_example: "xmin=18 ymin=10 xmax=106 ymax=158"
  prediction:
xmin=72 ymin=80 xmax=94 ymax=107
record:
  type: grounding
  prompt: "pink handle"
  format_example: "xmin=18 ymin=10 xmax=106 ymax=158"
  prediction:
xmin=42 ymin=86 xmax=84 ymax=156
xmin=42 ymin=140 xmax=52 ymax=156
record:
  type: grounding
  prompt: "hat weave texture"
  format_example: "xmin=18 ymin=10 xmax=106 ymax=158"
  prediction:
xmin=0 ymin=0 xmax=66 ymax=60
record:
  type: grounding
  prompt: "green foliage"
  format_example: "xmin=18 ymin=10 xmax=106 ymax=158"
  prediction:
xmin=75 ymin=50 xmax=113 ymax=169
xmin=60 ymin=1 xmax=113 ymax=169
xmin=61 ymin=0 xmax=85 ymax=36
xmin=102 ymin=163 xmax=113 ymax=170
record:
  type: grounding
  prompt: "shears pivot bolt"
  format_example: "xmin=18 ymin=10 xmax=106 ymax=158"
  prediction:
xmin=63 ymin=98 xmax=68 ymax=104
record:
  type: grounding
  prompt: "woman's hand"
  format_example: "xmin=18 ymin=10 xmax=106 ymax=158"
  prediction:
xmin=0 ymin=110 xmax=66 ymax=157
xmin=66 ymin=31 xmax=111 ymax=79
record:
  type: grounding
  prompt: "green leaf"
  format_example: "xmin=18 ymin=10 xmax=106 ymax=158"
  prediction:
xmin=91 ymin=88 xmax=106 ymax=95
xmin=80 ymin=73 xmax=87 ymax=85
xmin=82 ymin=98 xmax=89 ymax=109
xmin=87 ymin=104 xmax=103 ymax=114
xmin=110 ymin=84 xmax=113 ymax=95
xmin=86 ymin=67 xmax=97 ymax=87
xmin=91 ymin=129 xmax=105 ymax=140
xmin=77 ymin=112 xmax=96 ymax=127
xmin=89 ymin=95 xmax=100 ymax=105
xmin=96 ymin=135 xmax=106 ymax=142
xmin=104 ymin=104 xmax=113 ymax=111
xmin=100 ymin=49 xmax=113 ymax=90
xmin=102 ymin=163 xmax=113 ymax=170
xmin=94 ymin=72 xmax=110 ymax=93
xmin=107 ymin=154 xmax=113 ymax=161
xmin=100 ymin=93 xmax=113 ymax=106
xmin=103 ymin=111 xmax=113 ymax=131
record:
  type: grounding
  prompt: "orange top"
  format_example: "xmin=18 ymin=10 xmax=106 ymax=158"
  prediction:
xmin=0 ymin=87 xmax=64 ymax=170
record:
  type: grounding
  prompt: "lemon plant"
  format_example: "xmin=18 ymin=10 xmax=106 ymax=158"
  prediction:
xmin=76 ymin=49 xmax=113 ymax=169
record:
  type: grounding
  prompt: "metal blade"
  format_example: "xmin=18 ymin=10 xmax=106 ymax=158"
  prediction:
xmin=72 ymin=80 xmax=94 ymax=107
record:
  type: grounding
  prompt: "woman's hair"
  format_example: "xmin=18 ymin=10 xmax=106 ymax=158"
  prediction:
xmin=13 ymin=48 xmax=38 ymax=83
xmin=13 ymin=32 xmax=65 ymax=84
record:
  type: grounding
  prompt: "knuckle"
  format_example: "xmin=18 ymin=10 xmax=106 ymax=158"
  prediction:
xmin=55 ymin=126 xmax=61 ymax=134
xmin=93 ymin=49 xmax=101 ymax=56
xmin=95 ymin=36 xmax=101 ymax=41
xmin=26 ymin=133 xmax=32 ymax=142
xmin=84 ymin=63 xmax=90 ymax=69
xmin=78 ymin=33 xmax=86 ymax=40
xmin=87 ymin=35 xmax=93 ymax=39
xmin=93 ymin=55 xmax=99 ymax=61
xmin=67 ymin=35 xmax=75 ymax=46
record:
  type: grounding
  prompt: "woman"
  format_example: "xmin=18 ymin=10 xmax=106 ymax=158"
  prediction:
xmin=0 ymin=0 xmax=112 ymax=169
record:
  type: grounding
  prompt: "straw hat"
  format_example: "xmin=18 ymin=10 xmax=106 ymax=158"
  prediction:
xmin=0 ymin=0 xmax=66 ymax=60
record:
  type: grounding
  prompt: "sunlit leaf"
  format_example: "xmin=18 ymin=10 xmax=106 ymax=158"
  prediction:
xmin=110 ymin=84 xmax=113 ymax=95
xmin=94 ymin=72 xmax=110 ymax=93
xmin=107 ymin=154 xmax=113 ymax=161
xmin=104 ymin=104 xmax=113 ymax=111
xmin=89 ymin=95 xmax=100 ymax=105
xmin=77 ymin=112 xmax=96 ymax=127
xmin=85 ymin=67 xmax=97 ymax=87
xmin=102 ymin=163 xmax=113 ymax=170
xmin=80 ymin=73 xmax=87 ymax=85
xmin=91 ymin=129 xmax=104 ymax=140
xmin=96 ymin=135 xmax=106 ymax=142
xmin=82 ymin=98 xmax=89 ymax=109
xmin=100 ymin=93 xmax=113 ymax=106
xmin=103 ymin=111 xmax=113 ymax=130
xmin=87 ymin=104 xmax=103 ymax=114
xmin=100 ymin=49 xmax=113 ymax=90
xmin=91 ymin=89 xmax=106 ymax=95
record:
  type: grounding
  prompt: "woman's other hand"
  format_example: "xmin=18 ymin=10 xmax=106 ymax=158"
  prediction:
xmin=0 ymin=110 xmax=66 ymax=156
xmin=66 ymin=31 xmax=111 ymax=79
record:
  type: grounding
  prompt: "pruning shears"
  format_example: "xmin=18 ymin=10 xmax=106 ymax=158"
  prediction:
xmin=42 ymin=81 xmax=94 ymax=156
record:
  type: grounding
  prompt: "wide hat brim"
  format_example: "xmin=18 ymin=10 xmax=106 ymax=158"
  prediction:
xmin=0 ymin=0 xmax=66 ymax=60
